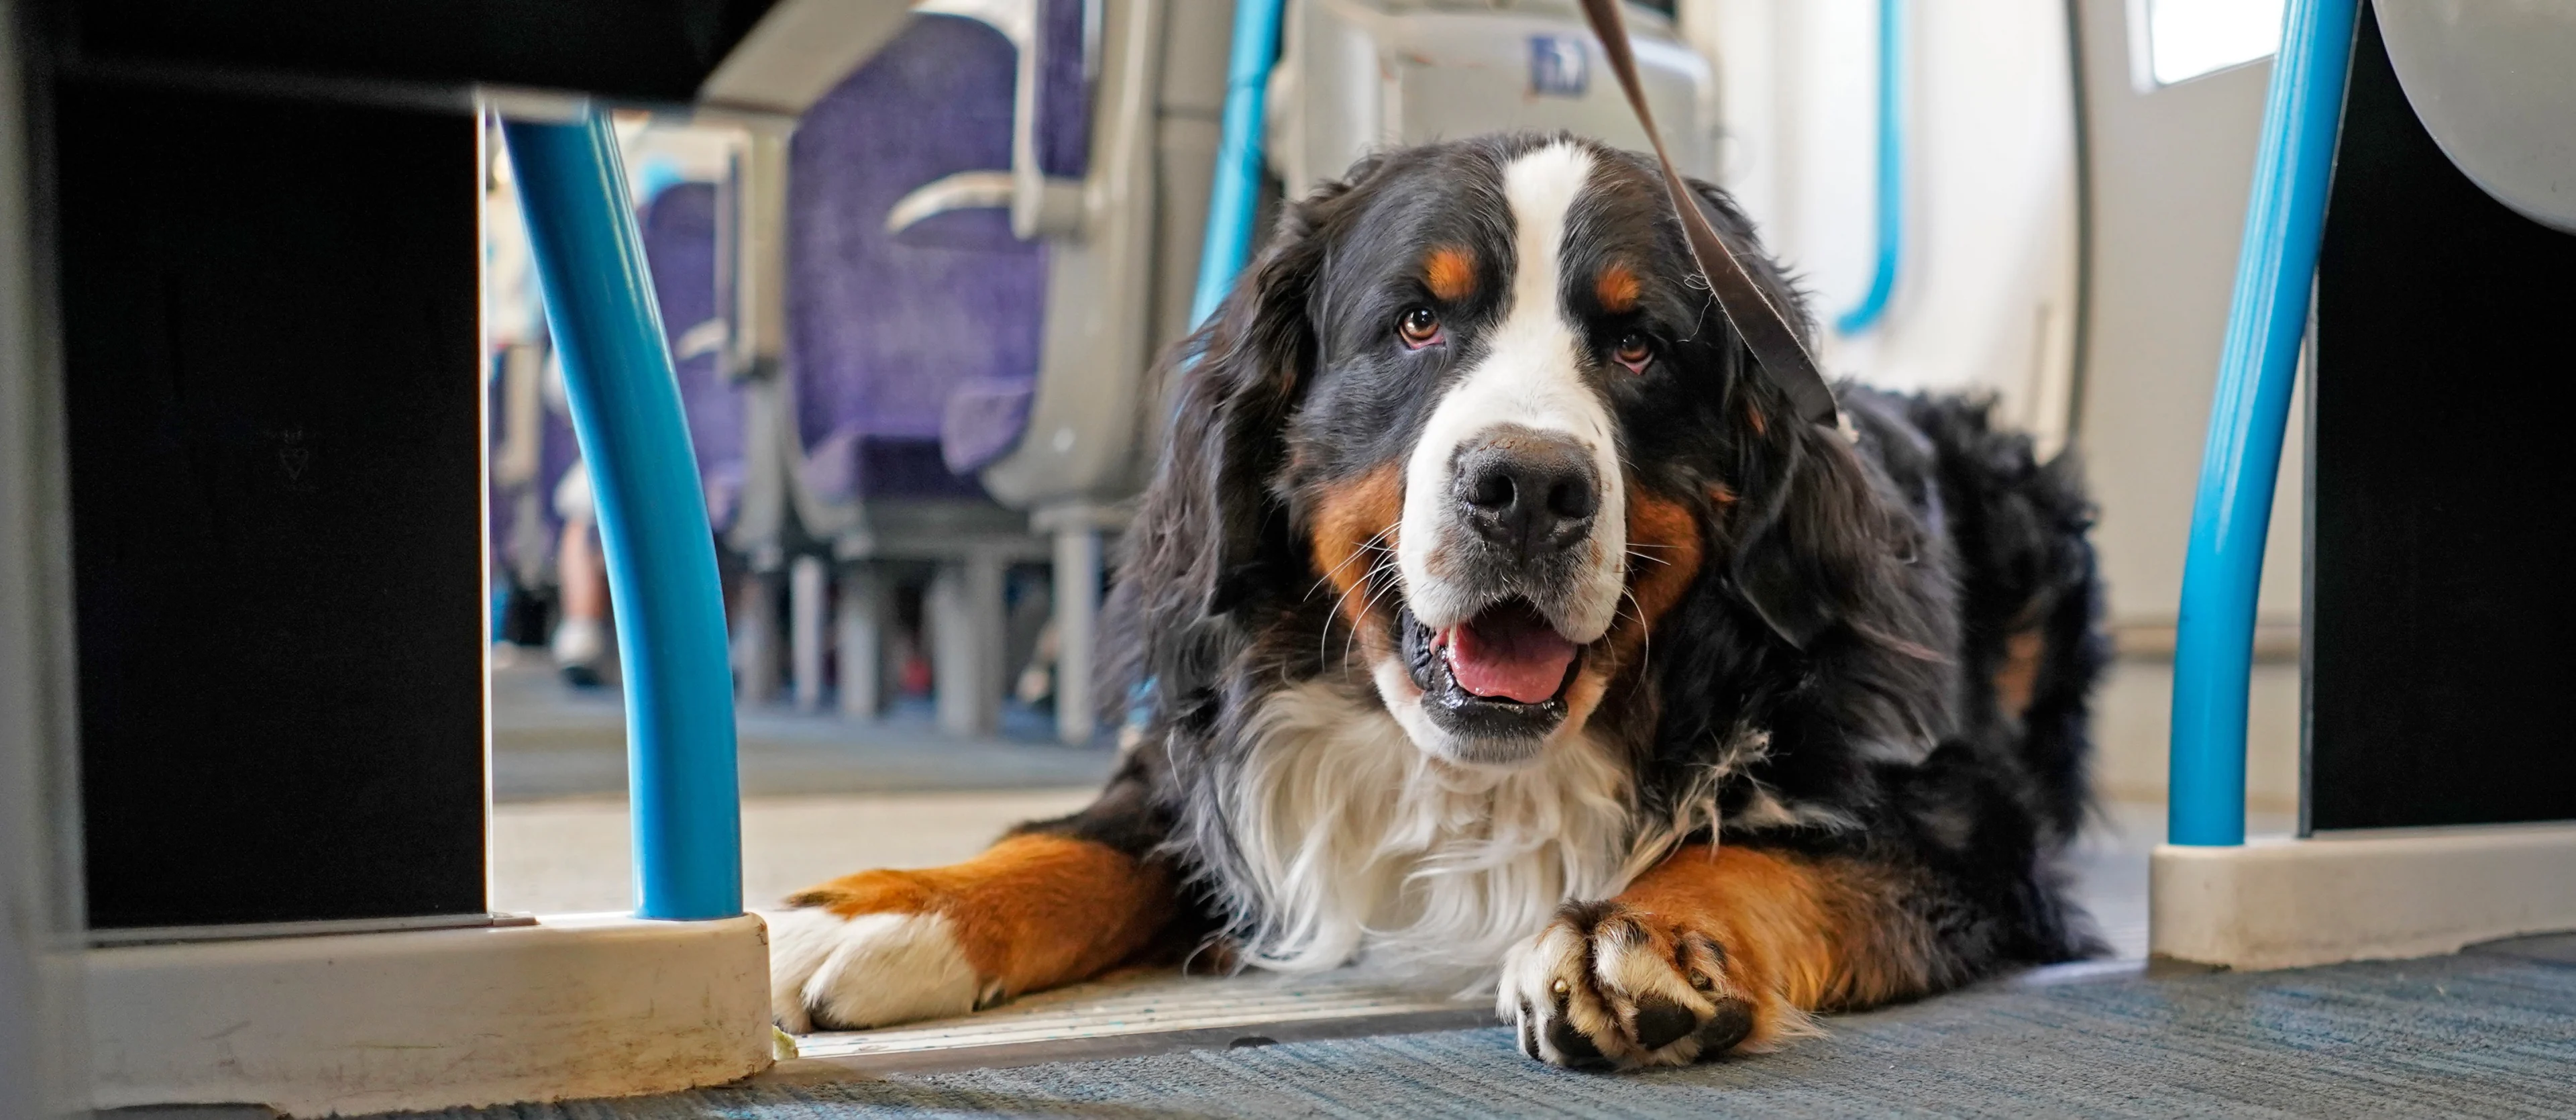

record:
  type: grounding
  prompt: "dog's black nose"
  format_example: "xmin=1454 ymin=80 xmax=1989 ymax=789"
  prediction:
xmin=1454 ymin=428 xmax=1599 ymax=559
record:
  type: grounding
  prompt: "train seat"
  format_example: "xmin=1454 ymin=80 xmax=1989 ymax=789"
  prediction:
xmin=755 ymin=11 xmax=1061 ymax=732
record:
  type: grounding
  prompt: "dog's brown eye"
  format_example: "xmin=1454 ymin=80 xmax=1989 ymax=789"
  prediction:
xmin=1398 ymin=307 xmax=1443 ymax=348
xmin=1614 ymin=332 xmax=1654 ymax=372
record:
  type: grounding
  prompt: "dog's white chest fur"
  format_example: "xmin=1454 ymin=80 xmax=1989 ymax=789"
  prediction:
xmin=1222 ymin=681 xmax=1644 ymax=978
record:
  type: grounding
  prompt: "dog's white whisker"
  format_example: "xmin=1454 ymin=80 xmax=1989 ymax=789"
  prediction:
xmin=1317 ymin=526 xmax=1407 ymax=667
xmin=1342 ymin=560 xmax=1407 ymax=666
xmin=1621 ymin=587 xmax=1652 ymax=677
xmin=1305 ymin=528 xmax=1392 ymax=603
xmin=1320 ymin=562 xmax=1376 ymax=668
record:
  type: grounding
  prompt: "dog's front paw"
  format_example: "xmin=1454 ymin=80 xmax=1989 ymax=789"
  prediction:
xmin=1499 ymin=900 xmax=1770 ymax=1069
xmin=767 ymin=835 xmax=1177 ymax=1033
xmin=765 ymin=879 xmax=998 ymax=1033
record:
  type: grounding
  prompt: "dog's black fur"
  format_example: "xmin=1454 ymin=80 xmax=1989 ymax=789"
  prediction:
xmin=1025 ymin=132 xmax=2105 ymax=1031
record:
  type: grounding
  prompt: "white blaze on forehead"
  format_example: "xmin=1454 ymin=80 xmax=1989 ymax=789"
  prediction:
xmin=1395 ymin=141 xmax=1627 ymax=642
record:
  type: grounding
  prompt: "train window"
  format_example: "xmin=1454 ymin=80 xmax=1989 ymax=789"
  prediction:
xmin=2132 ymin=0 xmax=2285 ymax=89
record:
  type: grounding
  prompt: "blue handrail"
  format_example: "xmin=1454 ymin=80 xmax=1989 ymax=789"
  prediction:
xmin=504 ymin=111 xmax=746 ymax=918
xmin=1834 ymin=0 xmax=1903 ymax=336
xmin=2169 ymin=0 xmax=2357 ymax=848
xmin=1190 ymin=0 xmax=1287 ymax=327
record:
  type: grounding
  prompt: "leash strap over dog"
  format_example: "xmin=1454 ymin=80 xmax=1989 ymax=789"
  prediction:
xmin=1578 ymin=0 xmax=1841 ymax=429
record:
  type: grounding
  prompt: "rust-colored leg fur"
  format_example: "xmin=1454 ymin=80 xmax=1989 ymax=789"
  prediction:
xmin=1499 ymin=844 xmax=1935 ymax=1068
xmin=770 ymin=834 xmax=1176 ymax=1031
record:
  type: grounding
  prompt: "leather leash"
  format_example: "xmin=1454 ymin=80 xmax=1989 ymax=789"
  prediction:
xmin=1577 ymin=0 xmax=1841 ymax=429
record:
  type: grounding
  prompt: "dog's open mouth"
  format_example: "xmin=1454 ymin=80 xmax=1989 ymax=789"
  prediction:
xmin=1444 ymin=601 xmax=1581 ymax=703
xmin=1401 ymin=599 xmax=1581 ymax=743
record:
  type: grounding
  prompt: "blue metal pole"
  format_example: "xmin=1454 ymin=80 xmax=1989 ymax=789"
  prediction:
xmin=504 ymin=111 xmax=745 ymax=918
xmin=2169 ymin=0 xmax=2357 ymax=848
xmin=1191 ymin=0 xmax=1287 ymax=327
xmin=1834 ymin=0 xmax=1902 ymax=336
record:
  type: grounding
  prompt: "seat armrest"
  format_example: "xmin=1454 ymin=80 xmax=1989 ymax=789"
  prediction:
xmin=917 ymin=0 xmax=1090 ymax=238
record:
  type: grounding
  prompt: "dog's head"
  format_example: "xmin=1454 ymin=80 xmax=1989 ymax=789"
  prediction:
xmin=1128 ymin=134 xmax=1868 ymax=768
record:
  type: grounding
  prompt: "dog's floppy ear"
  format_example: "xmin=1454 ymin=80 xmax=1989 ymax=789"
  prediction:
xmin=1727 ymin=407 xmax=1942 ymax=655
xmin=1727 ymin=428 xmax=1849 ymax=650
xmin=1132 ymin=193 xmax=1334 ymax=623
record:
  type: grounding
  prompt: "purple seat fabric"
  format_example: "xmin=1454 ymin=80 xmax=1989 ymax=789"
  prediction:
xmin=639 ymin=181 xmax=746 ymax=533
xmin=940 ymin=376 xmax=1038 ymax=475
xmin=798 ymin=428 xmax=986 ymax=507
xmin=787 ymin=14 xmax=1056 ymax=503
xmin=1037 ymin=0 xmax=1093 ymax=180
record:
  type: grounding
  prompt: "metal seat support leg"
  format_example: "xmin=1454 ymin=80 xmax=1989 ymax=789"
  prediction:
xmin=930 ymin=552 xmax=1007 ymax=736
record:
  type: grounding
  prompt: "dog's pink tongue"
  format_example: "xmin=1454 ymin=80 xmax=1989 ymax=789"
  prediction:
xmin=1444 ymin=605 xmax=1577 ymax=704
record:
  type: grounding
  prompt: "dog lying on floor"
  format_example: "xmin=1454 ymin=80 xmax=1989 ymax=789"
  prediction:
xmin=769 ymin=132 xmax=2106 ymax=1070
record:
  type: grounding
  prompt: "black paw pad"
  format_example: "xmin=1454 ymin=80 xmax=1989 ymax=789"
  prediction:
xmin=1694 ymin=996 xmax=1757 ymax=1056
xmin=1546 ymin=1016 xmax=1609 ymax=1068
xmin=1631 ymin=995 xmax=1699 ymax=1051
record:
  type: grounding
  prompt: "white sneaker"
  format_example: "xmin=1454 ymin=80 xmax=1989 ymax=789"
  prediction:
xmin=552 ymin=617 xmax=605 ymax=672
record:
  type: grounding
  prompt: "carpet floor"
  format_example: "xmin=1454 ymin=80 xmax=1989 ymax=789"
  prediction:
xmin=399 ymin=939 xmax=2576 ymax=1119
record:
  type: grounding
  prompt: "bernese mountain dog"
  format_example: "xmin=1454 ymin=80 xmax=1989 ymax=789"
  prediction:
xmin=769 ymin=132 xmax=2107 ymax=1070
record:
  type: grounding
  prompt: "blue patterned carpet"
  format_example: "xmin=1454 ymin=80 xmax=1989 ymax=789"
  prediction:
xmin=414 ymin=940 xmax=2576 ymax=1119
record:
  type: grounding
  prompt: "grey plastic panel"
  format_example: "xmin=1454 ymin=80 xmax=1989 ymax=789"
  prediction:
xmin=699 ymin=0 xmax=917 ymax=117
xmin=981 ymin=0 xmax=1212 ymax=510
xmin=1271 ymin=0 xmax=1715 ymax=196
xmin=2375 ymin=0 xmax=2576 ymax=234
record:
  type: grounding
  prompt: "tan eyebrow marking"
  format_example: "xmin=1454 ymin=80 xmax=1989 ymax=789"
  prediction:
xmin=1424 ymin=246 xmax=1477 ymax=303
xmin=1595 ymin=261 xmax=1642 ymax=313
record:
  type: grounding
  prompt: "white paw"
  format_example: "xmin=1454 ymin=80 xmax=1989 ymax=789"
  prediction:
xmin=1497 ymin=901 xmax=1762 ymax=1069
xmin=765 ymin=907 xmax=992 ymax=1032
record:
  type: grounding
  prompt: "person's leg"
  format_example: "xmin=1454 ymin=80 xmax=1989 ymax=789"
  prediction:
xmin=551 ymin=464 xmax=609 ymax=686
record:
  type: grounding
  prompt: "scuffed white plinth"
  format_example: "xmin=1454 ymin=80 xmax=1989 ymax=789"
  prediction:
xmin=2152 ymin=823 xmax=2576 ymax=970
xmin=87 ymin=912 xmax=773 ymax=1117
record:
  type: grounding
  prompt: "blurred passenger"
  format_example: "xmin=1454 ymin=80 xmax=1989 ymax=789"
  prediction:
xmin=550 ymin=462 xmax=608 ymax=687
xmin=542 ymin=347 xmax=612 ymax=688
